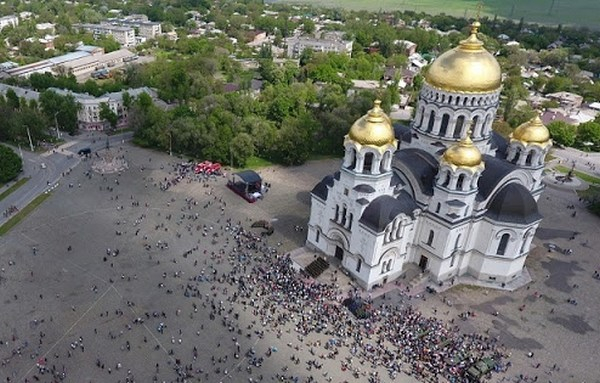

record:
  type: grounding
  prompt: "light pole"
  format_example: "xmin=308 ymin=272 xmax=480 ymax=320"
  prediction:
xmin=169 ymin=131 xmax=172 ymax=156
xmin=54 ymin=111 xmax=61 ymax=139
xmin=26 ymin=127 xmax=34 ymax=152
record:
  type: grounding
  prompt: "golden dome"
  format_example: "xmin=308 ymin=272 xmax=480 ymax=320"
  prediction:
xmin=347 ymin=100 xmax=396 ymax=147
xmin=442 ymin=131 xmax=483 ymax=168
xmin=511 ymin=114 xmax=551 ymax=145
xmin=425 ymin=22 xmax=502 ymax=93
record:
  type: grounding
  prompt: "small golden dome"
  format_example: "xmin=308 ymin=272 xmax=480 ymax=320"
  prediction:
xmin=511 ymin=114 xmax=551 ymax=144
xmin=443 ymin=131 xmax=483 ymax=168
xmin=425 ymin=22 xmax=501 ymax=93
xmin=348 ymin=100 xmax=396 ymax=147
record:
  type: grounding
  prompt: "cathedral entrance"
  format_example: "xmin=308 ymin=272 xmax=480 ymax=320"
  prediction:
xmin=418 ymin=255 xmax=428 ymax=272
xmin=335 ymin=246 xmax=344 ymax=260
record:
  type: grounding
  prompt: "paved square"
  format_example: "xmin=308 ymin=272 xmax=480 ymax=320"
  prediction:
xmin=0 ymin=143 xmax=598 ymax=383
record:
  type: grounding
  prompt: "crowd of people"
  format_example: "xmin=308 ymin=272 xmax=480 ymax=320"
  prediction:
xmin=1 ymin=149 xmax=559 ymax=383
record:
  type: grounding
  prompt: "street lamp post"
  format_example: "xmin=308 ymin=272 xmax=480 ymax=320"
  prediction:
xmin=169 ymin=131 xmax=172 ymax=156
xmin=26 ymin=127 xmax=34 ymax=152
xmin=54 ymin=111 xmax=61 ymax=139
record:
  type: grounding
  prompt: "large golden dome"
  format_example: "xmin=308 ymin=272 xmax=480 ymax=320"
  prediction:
xmin=511 ymin=114 xmax=551 ymax=145
xmin=425 ymin=22 xmax=502 ymax=93
xmin=347 ymin=100 xmax=396 ymax=147
xmin=442 ymin=131 xmax=483 ymax=168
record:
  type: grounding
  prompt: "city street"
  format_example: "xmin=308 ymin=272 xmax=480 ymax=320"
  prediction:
xmin=0 ymin=131 xmax=133 ymax=227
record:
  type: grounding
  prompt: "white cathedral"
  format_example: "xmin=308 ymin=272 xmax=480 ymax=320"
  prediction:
xmin=306 ymin=22 xmax=552 ymax=290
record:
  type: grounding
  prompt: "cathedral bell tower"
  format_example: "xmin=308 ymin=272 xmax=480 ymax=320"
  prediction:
xmin=431 ymin=130 xmax=485 ymax=221
xmin=507 ymin=114 xmax=552 ymax=197
xmin=341 ymin=100 xmax=398 ymax=190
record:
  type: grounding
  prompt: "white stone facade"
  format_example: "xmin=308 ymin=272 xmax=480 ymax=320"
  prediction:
xmin=307 ymin=84 xmax=550 ymax=290
xmin=411 ymin=83 xmax=501 ymax=155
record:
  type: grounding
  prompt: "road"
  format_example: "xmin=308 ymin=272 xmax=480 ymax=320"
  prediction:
xmin=551 ymin=146 xmax=600 ymax=177
xmin=0 ymin=131 xmax=134 ymax=226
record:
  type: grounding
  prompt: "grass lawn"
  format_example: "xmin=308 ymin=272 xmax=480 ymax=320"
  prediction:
xmin=0 ymin=177 xmax=30 ymax=202
xmin=0 ymin=192 xmax=51 ymax=236
xmin=242 ymin=156 xmax=275 ymax=170
xmin=555 ymin=165 xmax=600 ymax=184
xmin=272 ymin=0 xmax=600 ymax=28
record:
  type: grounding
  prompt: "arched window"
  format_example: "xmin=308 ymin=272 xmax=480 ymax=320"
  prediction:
xmin=456 ymin=174 xmax=465 ymax=190
xmin=426 ymin=230 xmax=434 ymax=246
xmin=472 ymin=116 xmax=479 ymax=135
xmin=334 ymin=205 xmax=339 ymax=222
xmin=442 ymin=171 xmax=451 ymax=187
xmin=497 ymin=233 xmax=510 ymax=255
xmin=454 ymin=116 xmax=465 ymax=138
xmin=483 ymin=114 xmax=491 ymax=135
xmin=386 ymin=260 xmax=392 ymax=272
xmin=349 ymin=148 xmax=357 ymax=170
xmin=341 ymin=205 xmax=347 ymax=226
xmin=525 ymin=151 xmax=534 ymax=166
xmin=348 ymin=213 xmax=353 ymax=230
xmin=427 ymin=110 xmax=435 ymax=132
xmin=454 ymin=234 xmax=461 ymax=249
xmin=520 ymin=237 xmax=528 ymax=253
xmin=435 ymin=203 xmax=441 ymax=213
xmin=440 ymin=113 xmax=450 ymax=136
xmin=448 ymin=95 xmax=453 ymax=104
xmin=356 ymin=259 xmax=362 ymax=273
xmin=315 ymin=230 xmax=320 ymax=243
xmin=512 ymin=149 xmax=521 ymax=164
xmin=363 ymin=152 xmax=374 ymax=174
xmin=418 ymin=107 xmax=425 ymax=127
xmin=381 ymin=151 xmax=390 ymax=173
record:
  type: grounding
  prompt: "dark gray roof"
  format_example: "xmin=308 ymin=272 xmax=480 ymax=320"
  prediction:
xmin=394 ymin=123 xmax=412 ymax=143
xmin=356 ymin=198 xmax=369 ymax=206
xmin=359 ymin=190 xmax=418 ymax=232
xmin=393 ymin=148 xmax=438 ymax=196
xmin=353 ymin=184 xmax=376 ymax=193
xmin=390 ymin=172 xmax=403 ymax=187
xmin=311 ymin=175 xmax=334 ymax=201
xmin=485 ymin=183 xmax=542 ymax=224
xmin=477 ymin=155 xmax=517 ymax=201
xmin=334 ymin=171 xmax=341 ymax=180
xmin=490 ymin=132 xmax=508 ymax=159
xmin=235 ymin=170 xmax=261 ymax=184
xmin=447 ymin=199 xmax=466 ymax=207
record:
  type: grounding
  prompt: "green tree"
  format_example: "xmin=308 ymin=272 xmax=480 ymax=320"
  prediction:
xmin=544 ymin=76 xmax=573 ymax=93
xmin=99 ymin=102 xmax=118 ymax=130
xmin=230 ymin=132 xmax=255 ymax=167
xmin=274 ymin=112 xmax=318 ymax=165
xmin=302 ymin=19 xmax=316 ymax=35
xmin=547 ymin=121 xmax=576 ymax=147
xmin=576 ymin=121 xmax=600 ymax=151
xmin=0 ymin=145 xmax=22 ymax=183
xmin=38 ymin=90 xmax=80 ymax=134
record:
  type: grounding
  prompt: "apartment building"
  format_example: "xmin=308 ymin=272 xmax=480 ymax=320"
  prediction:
xmin=74 ymin=23 xmax=137 ymax=47
xmin=286 ymin=36 xmax=353 ymax=58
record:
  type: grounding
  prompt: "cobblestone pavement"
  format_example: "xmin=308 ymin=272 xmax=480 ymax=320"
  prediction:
xmin=0 ymin=142 xmax=597 ymax=383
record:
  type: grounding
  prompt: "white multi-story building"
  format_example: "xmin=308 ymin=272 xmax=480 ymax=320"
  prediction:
xmin=306 ymin=22 xmax=552 ymax=290
xmin=75 ymin=23 xmax=137 ymax=47
xmin=0 ymin=15 xmax=18 ymax=31
xmin=103 ymin=15 xmax=162 ymax=39
xmin=0 ymin=84 xmax=161 ymax=131
xmin=286 ymin=36 xmax=353 ymax=58
xmin=53 ymin=87 xmax=159 ymax=130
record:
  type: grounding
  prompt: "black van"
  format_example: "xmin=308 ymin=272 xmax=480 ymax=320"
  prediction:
xmin=78 ymin=148 xmax=91 ymax=156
